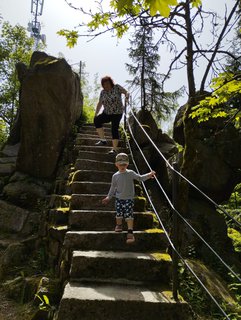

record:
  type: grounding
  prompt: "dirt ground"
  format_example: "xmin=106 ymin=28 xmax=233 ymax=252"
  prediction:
xmin=0 ymin=289 xmax=36 ymax=320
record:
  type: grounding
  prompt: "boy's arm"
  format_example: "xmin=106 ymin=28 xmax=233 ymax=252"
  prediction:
xmin=102 ymin=175 xmax=116 ymax=204
xmin=131 ymin=170 xmax=156 ymax=182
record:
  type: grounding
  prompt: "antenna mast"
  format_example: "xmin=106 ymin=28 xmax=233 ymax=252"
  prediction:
xmin=28 ymin=0 xmax=45 ymax=49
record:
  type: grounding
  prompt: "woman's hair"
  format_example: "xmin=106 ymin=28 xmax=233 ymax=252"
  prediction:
xmin=101 ymin=76 xmax=114 ymax=88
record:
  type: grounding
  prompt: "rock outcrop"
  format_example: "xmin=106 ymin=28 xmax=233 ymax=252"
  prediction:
xmin=13 ymin=51 xmax=83 ymax=179
xmin=174 ymin=103 xmax=241 ymax=203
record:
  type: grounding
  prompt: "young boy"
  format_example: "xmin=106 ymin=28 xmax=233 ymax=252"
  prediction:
xmin=102 ymin=153 xmax=156 ymax=244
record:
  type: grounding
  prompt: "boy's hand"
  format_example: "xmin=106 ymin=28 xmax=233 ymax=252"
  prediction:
xmin=102 ymin=197 xmax=110 ymax=205
xmin=149 ymin=171 xmax=156 ymax=179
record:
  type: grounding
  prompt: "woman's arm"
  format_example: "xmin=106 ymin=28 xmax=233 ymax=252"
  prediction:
xmin=117 ymin=84 xmax=130 ymax=102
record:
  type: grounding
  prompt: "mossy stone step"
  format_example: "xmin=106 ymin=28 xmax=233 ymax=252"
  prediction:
xmin=72 ymin=170 xmax=113 ymax=183
xmin=74 ymin=145 xmax=129 ymax=154
xmin=70 ymin=250 xmax=172 ymax=283
xmin=57 ymin=281 xmax=191 ymax=320
xmin=74 ymin=158 xmax=134 ymax=172
xmin=64 ymin=230 xmax=167 ymax=252
xmin=69 ymin=210 xmax=154 ymax=230
xmin=71 ymin=181 xmax=110 ymax=194
xmin=77 ymin=150 xmax=125 ymax=162
xmin=77 ymin=132 xmax=112 ymax=138
xmin=75 ymin=159 xmax=116 ymax=172
xmin=49 ymin=208 xmax=69 ymax=226
xmin=70 ymin=194 xmax=146 ymax=211
xmin=75 ymin=137 xmax=126 ymax=148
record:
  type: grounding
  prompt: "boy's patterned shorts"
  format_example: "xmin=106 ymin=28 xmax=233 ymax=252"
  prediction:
xmin=115 ymin=199 xmax=134 ymax=220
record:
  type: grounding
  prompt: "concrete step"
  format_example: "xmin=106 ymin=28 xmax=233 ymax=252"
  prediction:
xmin=69 ymin=210 xmax=154 ymax=230
xmin=75 ymin=159 xmax=116 ymax=171
xmin=74 ymin=145 xmax=129 ymax=154
xmin=57 ymin=281 xmax=190 ymax=320
xmin=64 ymin=230 xmax=167 ymax=252
xmin=70 ymin=250 xmax=172 ymax=283
xmin=75 ymin=137 xmax=126 ymax=148
xmin=72 ymin=170 xmax=113 ymax=183
xmin=71 ymin=181 xmax=110 ymax=194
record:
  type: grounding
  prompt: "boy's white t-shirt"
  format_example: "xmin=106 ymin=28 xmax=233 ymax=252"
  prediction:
xmin=107 ymin=169 xmax=150 ymax=200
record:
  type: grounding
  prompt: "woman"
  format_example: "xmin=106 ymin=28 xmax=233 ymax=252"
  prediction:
xmin=94 ymin=76 xmax=129 ymax=154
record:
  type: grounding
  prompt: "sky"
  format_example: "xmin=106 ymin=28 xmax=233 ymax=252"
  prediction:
xmin=0 ymin=0 xmax=237 ymax=125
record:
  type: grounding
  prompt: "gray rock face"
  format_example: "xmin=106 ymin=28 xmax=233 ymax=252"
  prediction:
xmin=15 ymin=51 xmax=83 ymax=178
xmin=174 ymin=104 xmax=241 ymax=203
xmin=0 ymin=200 xmax=39 ymax=235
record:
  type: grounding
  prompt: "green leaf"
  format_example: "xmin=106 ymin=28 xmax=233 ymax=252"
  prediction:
xmin=57 ymin=29 xmax=78 ymax=48
xmin=43 ymin=295 xmax=50 ymax=306
xmin=191 ymin=0 xmax=202 ymax=8
xmin=145 ymin=0 xmax=178 ymax=17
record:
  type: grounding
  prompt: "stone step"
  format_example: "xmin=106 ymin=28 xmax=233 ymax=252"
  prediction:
xmin=69 ymin=210 xmax=154 ymax=230
xmin=57 ymin=281 xmax=190 ymax=320
xmin=49 ymin=208 xmax=69 ymax=226
xmin=77 ymin=133 xmax=112 ymax=139
xmin=80 ymin=123 xmax=112 ymax=129
xmin=0 ymin=163 xmax=15 ymax=176
xmin=71 ymin=181 xmax=110 ymax=194
xmin=0 ymin=157 xmax=17 ymax=164
xmin=70 ymin=194 xmax=146 ymax=211
xmin=78 ymin=150 xmax=124 ymax=162
xmin=75 ymin=137 xmax=126 ymax=148
xmin=70 ymin=250 xmax=172 ymax=283
xmin=74 ymin=158 xmax=134 ymax=172
xmin=70 ymin=194 xmax=115 ymax=210
xmin=64 ymin=230 xmax=167 ymax=252
xmin=78 ymin=129 xmax=112 ymax=136
xmin=75 ymin=159 xmax=116 ymax=172
xmin=72 ymin=170 xmax=113 ymax=183
xmin=74 ymin=145 xmax=129 ymax=154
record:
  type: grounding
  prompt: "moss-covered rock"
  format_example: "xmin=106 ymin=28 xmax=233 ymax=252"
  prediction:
xmin=133 ymin=196 xmax=146 ymax=211
xmin=228 ymin=228 xmax=241 ymax=253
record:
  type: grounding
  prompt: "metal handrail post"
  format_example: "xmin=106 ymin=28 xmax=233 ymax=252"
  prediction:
xmin=172 ymin=162 xmax=179 ymax=300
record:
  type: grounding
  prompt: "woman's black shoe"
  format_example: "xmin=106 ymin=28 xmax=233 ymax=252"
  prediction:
xmin=95 ymin=140 xmax=107 ymax=145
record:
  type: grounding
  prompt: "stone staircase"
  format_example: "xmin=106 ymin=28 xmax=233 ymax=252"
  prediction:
xmin=56 ymin=124 xmax=191 ymax=320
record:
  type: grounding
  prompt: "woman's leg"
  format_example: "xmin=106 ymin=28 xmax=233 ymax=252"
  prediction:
xmin=94 ymin=112 xmax=111 ymax=143
xmin=110 ymin=114 xmax=123 ymax=152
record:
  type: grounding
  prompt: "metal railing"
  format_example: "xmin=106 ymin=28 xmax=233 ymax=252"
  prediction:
xmin=122 ymin=98 xmax=241 ymax=320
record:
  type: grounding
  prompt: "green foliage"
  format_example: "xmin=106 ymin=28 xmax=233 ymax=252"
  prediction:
xmin=112 ymin=0 xmax=178 ymax=17
xmin=190 ymin=72 xmax=241 ymax=125
xmin=57 ymin=29 xmax=79 ymax=48
xmin=79 ymin=63 xmax=100 ymax=123
xmin=35 ymin=294 xmax=55 ymax=318
xmin=0 ymin=21 xmax=39 ymax=132
xmin=228 ymin=228 xmax=241 ymax=253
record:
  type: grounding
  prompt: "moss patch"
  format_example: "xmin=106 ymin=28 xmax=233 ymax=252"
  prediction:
xmin=144 ymin=228 xmax=164 ymax=233
xmin=150 ymin=252 xmax=172 ymax=262
xmin=228 ymin=228 xmax=241 ymax=252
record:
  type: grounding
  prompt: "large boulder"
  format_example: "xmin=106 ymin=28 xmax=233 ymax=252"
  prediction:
xmin=174 ymin=104 xmax=241 ymax=203
xmin=15 ymin=51 xmax=83 ymax=178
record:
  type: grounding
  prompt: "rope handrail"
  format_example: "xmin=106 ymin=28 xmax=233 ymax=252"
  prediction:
xmin=123 ymin=121 xmax=232 ymax=320
xmin=128 ymin=107 xmax=241 ymax=230
xmin=126 ymin=116 xmax=241 ymax=284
